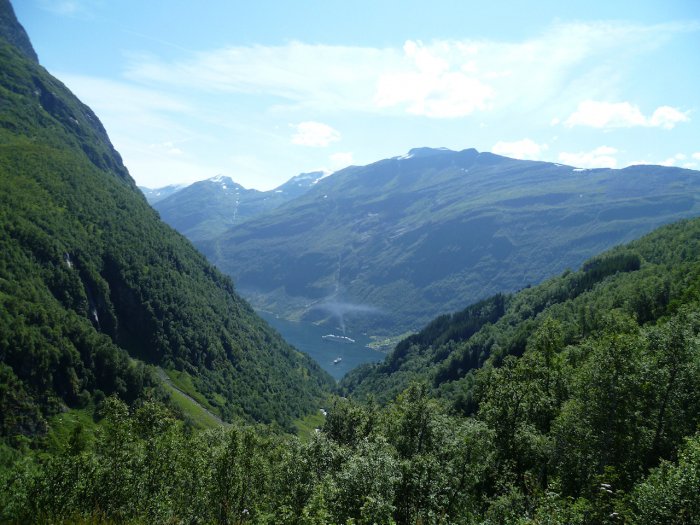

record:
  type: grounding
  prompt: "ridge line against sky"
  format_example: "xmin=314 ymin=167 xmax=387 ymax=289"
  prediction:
xmin=14 ymin=0 xmax=700 ymax=190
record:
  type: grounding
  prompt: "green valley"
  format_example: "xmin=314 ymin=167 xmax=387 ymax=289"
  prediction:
xmin=4 ymin=218 xmax=700 ymax=522
xmin=2 ymin=0 xmax=700 ymax=523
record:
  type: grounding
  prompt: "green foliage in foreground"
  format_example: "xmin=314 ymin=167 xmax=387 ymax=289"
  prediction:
xmin=3 ymin=220 xmax=700 ymax=522
xmin=2 ymin=354 xmax=699 ymax=525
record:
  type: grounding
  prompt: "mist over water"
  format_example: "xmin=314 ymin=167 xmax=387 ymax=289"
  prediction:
xmin=311 ymin=299 xmax=382 ymax=334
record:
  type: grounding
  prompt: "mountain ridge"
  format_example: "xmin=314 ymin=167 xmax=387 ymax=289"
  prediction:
xmin=145 ymin=171 xmax=326 ymax=243
xmin=341 ymin=215 xmax=700 ymax=404
xmin=202 ymin=146 xmax=700 ymax=337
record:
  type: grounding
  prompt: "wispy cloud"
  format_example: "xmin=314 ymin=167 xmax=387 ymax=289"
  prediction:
xmin=122 ymin=21 xmax=695 ymax=119
xmin=37 ymin=0 xmax=99 ymax=18
xmin=51 ymin=19 xmax=698 ymax=187
xmin=125 ymin=42 xmax=385 ymax=113
xmin=59 ymin=74 xmax=191 ymax=121
xmin=291 ymin=121 xmax=341 ymax=147
xmin=563 ymin=100 xmax=690 ymax=129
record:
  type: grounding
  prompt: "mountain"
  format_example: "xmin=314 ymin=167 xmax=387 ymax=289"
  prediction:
xmin=273 ymin=170 xmax=328 ymax=198
xmin=0 ymin=0 xmax=333 ymax=439
xmin=139 ymin=183 xmax=188 ymax=204
xmin=149 ymin=171 xmax=325 ymax=244
xmin=204 ymin=147 xmax=700 ymax=337
xmin=341 ymin=216 xmax=700 ymax=404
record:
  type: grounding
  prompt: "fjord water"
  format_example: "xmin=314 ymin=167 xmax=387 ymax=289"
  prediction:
xmin=260 ymin=312 xmax=384 ymax=380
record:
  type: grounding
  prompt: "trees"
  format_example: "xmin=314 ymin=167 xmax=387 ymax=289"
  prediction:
xmin=630 ymin=433 xmax=700 ymax=525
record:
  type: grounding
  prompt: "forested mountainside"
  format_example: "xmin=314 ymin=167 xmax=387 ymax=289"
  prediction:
xmin=0 ymin=0 xmax=332 ymax=439
xmin=207 ymin=147 xmax=700 ymax=337
xmin=3 ymin=218 xmax=699 ymax=523
xmin=145 ymin=171 xmax=324 ymax=244
xmin=342 ymin=217 xmax=700 ymax=405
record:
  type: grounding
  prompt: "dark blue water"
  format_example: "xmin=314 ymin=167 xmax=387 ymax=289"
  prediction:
xmin=260 ymin=312 xmax=385 ymax=380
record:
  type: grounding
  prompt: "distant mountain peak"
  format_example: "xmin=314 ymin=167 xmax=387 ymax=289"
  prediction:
xmin=0 ymin=0 xmax=38 ymax=63
xmin=274 ymin=171 xmax=328 ymax=193
xmin=209 ymin=174 xmax=232 ymax=183
xmin=292 ymin=170 xmax=326 ymax=182
xmin=395 ymin=147 xmax=480 ymax=161
xmin=205 ymin=174 xmax=247 ymax=192
xmin=406 ymin=147 xmax=453 ymax=158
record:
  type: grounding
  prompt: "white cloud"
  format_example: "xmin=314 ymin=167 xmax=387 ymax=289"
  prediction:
xmin=659 ymin=153 xmax=688 ymax=167
xmin=38 ymin=0 xmax=100 ymax=19
xmin=54 ymin=20 xmax=697 ymax=188
xmin=122 ymin=22 xmax=694 ymax=119
xmin=329 ymin=152 xmax=354 ymax=169
xmin=115 ymin=136 xmax=220 ymax=188
xmin=149 ymin=141 xmax=183 ymax=156
xmin=632 ymin=152 xmax=699 ymax=170
xmin=649 ymin=106 xmax=691 ymax=129
xmin=291 ymin=121 xmax=340 ymax=147
xmin=492 ymin=139 xmax=548 ymax=160
xmin=563 ymin=100 xmax=689 ymax=129
xmin=374 ymin=40 xmax=494 ymax=118
xmin=559 ymin=146 xmax=618 ymax=168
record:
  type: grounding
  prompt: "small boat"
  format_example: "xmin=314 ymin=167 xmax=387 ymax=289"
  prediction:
xmin=333 ymin=357 xmax=342 ymax=364
xmin=322 ymin=334 xmax=356 ymax=344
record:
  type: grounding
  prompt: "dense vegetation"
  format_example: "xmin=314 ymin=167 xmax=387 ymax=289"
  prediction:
xmin=2 ymin=307 xmax=699 ymax=524
xmin=0 ymin=0 xmax=332 ymax=441
xmin=341 ymin=218 xmax=700 ymax=405
xmin=209 ymin=147 xmax=700 ymax=337
xmin=3 ymin=209 xmax=699 ymax=523
xmin=2 ymin=1 xmax=699 ymax=521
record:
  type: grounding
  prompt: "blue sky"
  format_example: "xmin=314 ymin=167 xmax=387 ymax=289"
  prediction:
xmin=14 ymin=0 xmax=700 ymax=190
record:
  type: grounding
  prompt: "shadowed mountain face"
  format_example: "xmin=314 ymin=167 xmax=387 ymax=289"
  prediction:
xmin=204 ymin=147 xmax=700 ymax=336
xmin=0 ymin=0 xmax=332 ymax=436
xmin=145 ymin=171 xmax=325 ymax=243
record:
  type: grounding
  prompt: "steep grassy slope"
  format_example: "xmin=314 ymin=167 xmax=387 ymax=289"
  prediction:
xmin=341 ymin=217 xmax=700 ymax=405
xmin=207 ymin=147 xmax=700 ymax=337
xmin=0 ymin=0 xmax=332 ymax=438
